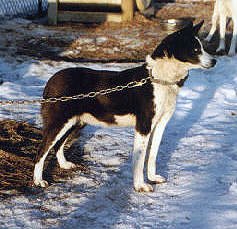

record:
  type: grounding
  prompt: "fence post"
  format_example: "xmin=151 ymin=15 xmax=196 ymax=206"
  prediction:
xmin=48 ymin=0 xmax=58 ymax=25
xmin=38 ymin=0 xmax=42 ymax=16
xmin=121 ymin=0 xmax=135 ymax=21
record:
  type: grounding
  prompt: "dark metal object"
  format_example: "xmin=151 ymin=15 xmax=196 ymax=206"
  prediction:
xmin=160 ymin=17 xmax=195 ymax=32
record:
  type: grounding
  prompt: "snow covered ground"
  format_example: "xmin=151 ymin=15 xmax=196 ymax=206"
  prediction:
xmin=1 ymin=21 xmax=237 ymax=229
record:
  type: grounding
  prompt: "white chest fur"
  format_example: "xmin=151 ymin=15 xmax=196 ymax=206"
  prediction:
xmin=152 ymin=83 xmax=179 ymax=124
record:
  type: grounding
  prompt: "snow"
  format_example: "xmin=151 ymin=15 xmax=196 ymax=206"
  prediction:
xmin=1 ymin=20 xmax=237 ymax=229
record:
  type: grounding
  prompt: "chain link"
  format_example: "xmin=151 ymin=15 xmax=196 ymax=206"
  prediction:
xmin=0 ymin=0 xmax=47 ymax=19
xmin=0 ymin=76 xmax=152 ymax=106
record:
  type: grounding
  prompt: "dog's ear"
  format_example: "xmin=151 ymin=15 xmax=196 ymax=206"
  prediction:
xmin=176 ymin=21 xmax=194 ymax=37
xmin=186 ymin=21 xmax=194 ymax=31
xmin=193 ymin=20 xmax=204 ymax=35
xmin=179 ymin=21 xmax=193 ymax=34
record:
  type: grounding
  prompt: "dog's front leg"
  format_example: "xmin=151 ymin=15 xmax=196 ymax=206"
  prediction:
xmin=216 ymin=13 xmax=227 ymax=53
xmin=205 ymin=2 xmax=218 ymax=42
xmin=146 ymin=115 xmax=172 ymax=184
xmin=133 ymin=131 xmax=153 ymax=192
xmin=228 ymin=18 xmax=237 ymax=56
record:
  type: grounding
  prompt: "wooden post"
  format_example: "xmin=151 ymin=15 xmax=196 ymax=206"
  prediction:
xmin=47 ymin=0 xmax=135 ymax=24
xmin=48 ymin=0 xmax=58 ymax=25
xmin=121 ymin=0 xmax=134 ymax=21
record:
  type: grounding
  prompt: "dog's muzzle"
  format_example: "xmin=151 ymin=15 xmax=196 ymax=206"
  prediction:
xmin=200 ymin=52 xmax=217 ymax=69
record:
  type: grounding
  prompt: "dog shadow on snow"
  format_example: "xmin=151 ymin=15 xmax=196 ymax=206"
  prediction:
xmin=154 ymin=61 xmax=237 ymax=228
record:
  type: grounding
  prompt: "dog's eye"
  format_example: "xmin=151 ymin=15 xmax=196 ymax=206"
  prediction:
xmin=193 ymin=48 xmax=199 ymax=53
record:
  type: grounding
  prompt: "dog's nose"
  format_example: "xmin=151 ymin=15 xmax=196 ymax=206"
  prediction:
xmin=211 ymin=59 xmax=217 ymax=67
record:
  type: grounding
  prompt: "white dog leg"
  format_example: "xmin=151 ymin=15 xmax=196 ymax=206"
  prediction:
xmin=33 ymin=149 xmax=50 ymax=187
xmin=205 ymin=2 xmax=219 ymax=42
xmin=146 ymin=113 xmax=172 ymax=184
xmin=56 ymin=139 xmax=76 ymax=169
xmin=133 ymin=131 xmax=153 ymax=192
xmin=216 ymin=13 xmax=227 ymax=52
xmin=34 ymin=118 xmax=78 ymax=187
xmin=228 ymin=18 xmax=237 ymax=56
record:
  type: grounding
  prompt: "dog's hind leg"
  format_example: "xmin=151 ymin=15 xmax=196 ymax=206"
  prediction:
xmin=33 ymin=137 xmax=52 ymax=187
xmin=55 ymin=135 xmax=77 ymax=170
xmin=228 ymin=17 xmax=237 ymax=56
xmin=33 ymin=117 xmax=78 ymax=187
xmin=64 ymin=124 xmax=85 ymax=149
xmin=55 ymin=124 xmax=84 ymax=169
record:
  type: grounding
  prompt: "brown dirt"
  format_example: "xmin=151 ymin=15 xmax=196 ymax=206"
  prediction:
xmin=0 ymin=120 xmax=87 ymax=198
xmin=3 ymin=2 xmax=229 ymax=63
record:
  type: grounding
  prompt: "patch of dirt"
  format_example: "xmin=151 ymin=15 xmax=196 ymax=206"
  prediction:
xmin=1 ymin=2 xmax=233 ymax=63
xmin=0 ymin=120 xmax=87 ymax=198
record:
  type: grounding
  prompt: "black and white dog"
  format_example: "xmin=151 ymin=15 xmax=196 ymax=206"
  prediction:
xmin=34 ymin=21 xmax=216 ymax=192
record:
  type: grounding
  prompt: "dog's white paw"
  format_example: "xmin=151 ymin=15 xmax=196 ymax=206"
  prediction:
xmin=134 ymin=183 xmax=153 ymax=192
xmin=148 ymin=174 xmax=166 ymax=184
xmin=60 ymin=161 xmax=76 ymax=170
xmin=216 ymin=46 xmax=225 ymax=53
xmin=228 ymin=50 xmax=236 ymax=57
xmin=34 ymin=179 xmax=48 ymax=188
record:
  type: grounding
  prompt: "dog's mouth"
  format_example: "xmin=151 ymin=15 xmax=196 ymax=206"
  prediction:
xmin=199 ymin=51 xmax=217 ymax=69
xmin=202 ymin=58 xmax=217 ymax=69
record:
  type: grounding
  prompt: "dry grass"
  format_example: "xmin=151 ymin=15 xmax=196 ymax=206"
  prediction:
xmin=0 ymin=120 xmax=87 ymax=198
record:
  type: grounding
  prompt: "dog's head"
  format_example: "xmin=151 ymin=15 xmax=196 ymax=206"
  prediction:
xmin=151 ymin=21 xmax=216 ymax=69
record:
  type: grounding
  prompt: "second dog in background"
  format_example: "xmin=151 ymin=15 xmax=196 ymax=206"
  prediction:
xmin=205 ymin=0 xmax=237 ymax=56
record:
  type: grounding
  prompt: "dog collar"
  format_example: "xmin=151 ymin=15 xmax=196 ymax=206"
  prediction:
xmin=149 ymin=70 xmax=189 ymax=87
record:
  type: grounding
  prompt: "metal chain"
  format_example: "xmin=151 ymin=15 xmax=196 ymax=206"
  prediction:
xmin=0 ymin=76 xmax=152 ymax=106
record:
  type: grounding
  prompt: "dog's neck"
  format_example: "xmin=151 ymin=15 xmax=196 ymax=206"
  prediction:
xmin=146 ymin=55 xmax=191 ymax=87
xmin=149 ymin=73 xmax=189 ymax=87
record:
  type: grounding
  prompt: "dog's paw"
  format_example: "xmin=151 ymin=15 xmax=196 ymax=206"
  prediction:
xmin=148 ymin=175 xmax=166 ymax=184
xmin=34 ymin=179 xmax=48 ymax=188
xmin=60 ymin=161 xmax=76 ymax=170
xmin=228 ymin=50 xmax=236 ymax=57
xmin=216 ymin=46 xmax=225 ymax=53
xmin=134 ymin=183 xmax=153 ymax=192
